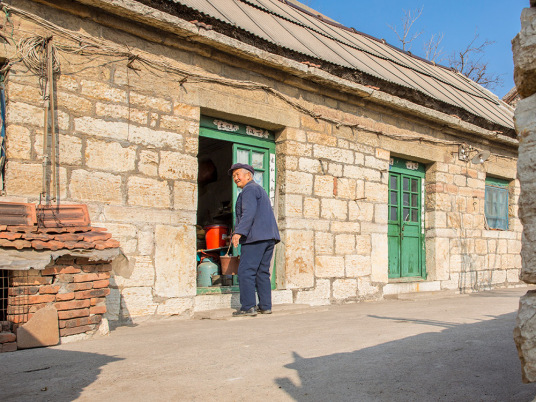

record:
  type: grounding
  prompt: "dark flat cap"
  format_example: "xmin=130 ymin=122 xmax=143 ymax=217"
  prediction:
xmin=228 ymin=163 xmax=255 ymax=176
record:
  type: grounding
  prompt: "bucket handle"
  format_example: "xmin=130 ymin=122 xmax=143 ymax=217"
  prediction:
xmin=225 ymin=236 xmax=233 ymax=257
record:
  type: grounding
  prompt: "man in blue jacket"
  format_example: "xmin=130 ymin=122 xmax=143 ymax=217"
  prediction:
xmin=229 ymin=163 xmax=280 ymax=317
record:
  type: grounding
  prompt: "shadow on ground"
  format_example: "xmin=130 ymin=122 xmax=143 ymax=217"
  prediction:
xmin=276 ymin=312 xmax=536 ymax=402
xmin=0 ymin=348 xmax=122 ymax=401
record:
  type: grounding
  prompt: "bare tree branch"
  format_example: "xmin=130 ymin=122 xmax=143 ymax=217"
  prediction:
xmin=423 ymin=33 xmax=444 ymax=63
xmin=447 ymin=32 xmax=503 ymax=90
xmin=388 ymin=7 xmax=424 ymax=51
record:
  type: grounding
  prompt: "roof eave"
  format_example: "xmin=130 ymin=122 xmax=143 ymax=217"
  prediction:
xmin=47 ymin=0 xmax=516 ymax=145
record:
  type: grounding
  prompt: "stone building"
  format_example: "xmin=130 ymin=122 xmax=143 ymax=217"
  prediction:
xmin=0 ymin=0 xmax=521 ymax=326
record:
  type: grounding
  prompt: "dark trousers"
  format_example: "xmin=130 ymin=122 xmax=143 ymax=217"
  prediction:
xmin=238 ymin=240 xmax=275 ymax=311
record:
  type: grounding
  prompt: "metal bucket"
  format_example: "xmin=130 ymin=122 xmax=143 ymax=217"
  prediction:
xmin=220 ymin=255 xmax=239 ymax=275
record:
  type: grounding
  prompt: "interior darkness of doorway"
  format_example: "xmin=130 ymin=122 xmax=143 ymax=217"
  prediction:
xmin=197 ymin=137 xmax=233 ymax=245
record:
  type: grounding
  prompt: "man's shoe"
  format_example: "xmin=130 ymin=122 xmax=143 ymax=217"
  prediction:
xmin=232 ymin=307 xmax=257 ymax=317
xmin=256 ymin=306 xmax=272 ymax=314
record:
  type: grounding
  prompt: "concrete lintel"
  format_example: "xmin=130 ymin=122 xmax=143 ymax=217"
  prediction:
xmin=0 ymin=247 xmax=120 ymax=270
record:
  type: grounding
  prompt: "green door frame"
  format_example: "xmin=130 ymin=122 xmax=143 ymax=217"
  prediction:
xmin=197 ymin=116 xmax=277 ymax=294
xmin=388 ymin=157 xmax=426 ymax=280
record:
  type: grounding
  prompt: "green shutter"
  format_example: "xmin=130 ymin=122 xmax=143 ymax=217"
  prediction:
xmin=485 ymin=177 xmax=509 ymax=230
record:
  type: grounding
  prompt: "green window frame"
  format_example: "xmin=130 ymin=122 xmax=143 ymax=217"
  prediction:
xmin=485 ymin=177 xmax=509 ymax=230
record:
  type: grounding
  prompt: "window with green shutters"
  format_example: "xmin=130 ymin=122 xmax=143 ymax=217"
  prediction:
xmin=485 ymin=177 xmax=509 ymax=230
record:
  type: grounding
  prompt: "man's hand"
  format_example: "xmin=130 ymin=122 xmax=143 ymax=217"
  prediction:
xmin=232 ymin=233 xmax=241 ymax=248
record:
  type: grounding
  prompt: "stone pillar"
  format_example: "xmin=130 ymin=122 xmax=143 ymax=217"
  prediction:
xmin=513 ymin=4 xmax=536 ymax=383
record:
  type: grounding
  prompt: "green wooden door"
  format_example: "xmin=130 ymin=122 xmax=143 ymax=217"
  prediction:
xmin=388 ymin=158 xmax=425 ymax=279
xmin=232 ymin=144 xmax=276 ymax=289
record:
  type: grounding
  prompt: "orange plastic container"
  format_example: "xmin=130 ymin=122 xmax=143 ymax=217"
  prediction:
xmin=204 ymin=224 xmax=228 ymax=249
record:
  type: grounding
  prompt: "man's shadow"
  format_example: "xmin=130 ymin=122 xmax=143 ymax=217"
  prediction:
xmin=276 ymin=312 xmax=536 ymax=401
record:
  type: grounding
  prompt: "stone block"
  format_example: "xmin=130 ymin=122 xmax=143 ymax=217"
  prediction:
xmin=315 ymin=255 xmax=345 ymax=278
xmin=321 ymin=199 xmax=347 ymax=220
xmin=370 ymin=233 xmax=388 ymax=283
xmin=345 ymin=166 xmax=381 ymax=183
xmin=58 ymin=135 xmax=83 ymax=166
xmin=7 ymin=102 xmax=43 ymax=128
xmin=114 ymin=255 xmax=155 ymax=287
xmin=174 ymin=181 xmax=198 ymax=211
xmin=314 ymin=175 xmax=334 ymax=197
xmin=156 ymin=297 xmax=194 ymax=316
xmin=358 ymin=276 xmax=379 ymax=298
xmin=138 ymin=230 xmax=154 ymax=255
xmin=491 ymin=270 xmax=507 ymax=284
xmin=507 ymin=269 xmax=521 ymax=283
xmin=95 ymin=103 xmax=147 ymax=125
xmin=138 ymin=149 xmax=159 ymax=176
xmin=349 ymin=200 xmax=374 ymax=222
xmin=298 ymin=157 xmax=322 ymax=174
xmin=129 ymin=91 xmax=172 ymax=113
xmin=159 ymin=151 xmax=197 ymax=180
xmin=303 ymin=197 xmax=320 ymax=218
xmin=345 ymin=254 xmax=371 ymax=277
xmin=103 ymin=205 xmax=194 ymax=225
xmin=335 ymin=234 xmax=356 ymax=255
xmin=295 ymin=279 xmax=330 ymax=306
xmin=5 ymin=162 xmax=42 ymax=197
xmin=120 ymin=287 xmax=158 ymax=318
xmin=154 ymin=225 xmax=197 ymax=297
xmin=333 ymin=279 xmax=357 ymax=300
xmin=16 ymin=305 xmax=59 ymax=348
xmin=81 ymin=80 xmax=127 ymax=103
xmin=6 ymin=125 xmax=31 ymax=160
xmin=284 ymin=230 xmax=315 ymax=288
xmin=284 ymin=171 xmax=313 ymax=195
xmin=70 ymin=170 xmax=122 ymax=204
xmin=307 ymin=131 xmax=337 ymax=146
xmin=313 ymin=144 xmax=354 ymax=164
xmin=282 ymin=194 xmax=303 ymax=217
xmin=279 ymin=127 xmax=307 ymax=142
xmin=335 ymin=175 xmax=358 ymax=198
xmin=328 ymin=162 xmax=343 ymax=177
xmin=365 ymin=181 xmax=387 ymax=202
xmin=128 ymin=176 xmax=171 ymax=209
xmin=57 ymin=92 xmax=93 ymax=115
xmin=85 ymin=140 xmax=136 ymax=172
xmin=173 ymin=103 xmax=199 ymax=120
xmin=330 ymin=221 xmax=360 ymax=233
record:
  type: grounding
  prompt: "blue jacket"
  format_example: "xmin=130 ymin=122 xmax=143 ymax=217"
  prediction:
xmin=234 ymin=181 xmax=280 ymax=244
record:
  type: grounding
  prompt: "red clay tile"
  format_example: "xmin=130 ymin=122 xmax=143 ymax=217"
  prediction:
xmin=0 ymin=232 xmax=22 ymax=240
xmin=36 ymin=204 xmax=90 ymax=228
xmin=82 ymin=231 xmax=111 ymax=242
xmin=31 ymin=240 xmax=49 ymax=250
xmin=0 ymin=225 xmax=7 ymax=231
xmin=0 ymin=202 xmax=37 ymax=226
xmin=6 ymin=226 xmax=38 ymax=233
xmin=9 ymin=239 xmax=32 ymax=250
xmin=73 ymin=241 xmax=95 ymax=249
xmin=53 ymin=233 xmax=83 ymax=242
xmin=22 ymin=232 xmax=50 ymax=241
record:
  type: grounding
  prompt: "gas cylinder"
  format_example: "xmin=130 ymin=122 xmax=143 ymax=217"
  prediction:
xmin=197 ymin=257 xmax=219 ymax=287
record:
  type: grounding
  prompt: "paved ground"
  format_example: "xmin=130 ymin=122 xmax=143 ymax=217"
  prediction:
xmin=2 ymin=287 xmax=536 ymax=401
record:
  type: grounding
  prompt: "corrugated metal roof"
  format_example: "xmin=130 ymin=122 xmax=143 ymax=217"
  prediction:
xmin=174 ymin=0 xmax=514 ymax=130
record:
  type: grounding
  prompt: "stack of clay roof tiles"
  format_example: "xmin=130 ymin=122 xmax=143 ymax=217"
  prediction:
xmin=0 ymin=202 xmax=119 ymax=251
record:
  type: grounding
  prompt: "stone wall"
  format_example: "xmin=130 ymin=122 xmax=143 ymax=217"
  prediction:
xmin=513 ymin=4 xmax=536 ymax=384
xmin=0 ymin=0 xmax=522 ymax=321
xmin=1 ymin=256 xmax=110 ymax=352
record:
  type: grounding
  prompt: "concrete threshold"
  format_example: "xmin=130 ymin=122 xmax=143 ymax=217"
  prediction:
xmin=384 ymin=289 xmax=461 ymax=301
xmin=193 ymin=303 xmax=328 ymax=320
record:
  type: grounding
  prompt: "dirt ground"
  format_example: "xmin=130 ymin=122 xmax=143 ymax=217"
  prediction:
xmin=1 ymin=287 xmax=536 ymax=401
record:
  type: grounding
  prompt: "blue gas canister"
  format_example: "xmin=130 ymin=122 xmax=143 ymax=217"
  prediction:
xmin=197 ymin=257 xmax=219 ymax=287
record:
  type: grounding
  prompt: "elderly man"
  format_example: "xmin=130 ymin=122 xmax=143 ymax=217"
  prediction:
xmin=229 ymin=163 xmax=280 ymax=317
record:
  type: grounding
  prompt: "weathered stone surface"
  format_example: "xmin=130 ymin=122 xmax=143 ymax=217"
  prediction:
xmin=128 ymin=176 xmax=171 ymax=209
xmin=6 ymin=125 xmax=32 ymax=160
xmin=85 ymin=140 xmax=136 ymax=172
xmin=154 ymin=225 xmax=196 ymax=298
xmin=17 ymin=306 xmax=59 ymax=349
xmin=332 ymin=278 xmax=357 ymax=300
xmin=156 ymin=297 xmax=194 ymax=316
xmin=159 ymin=151 xmax=197 ymax=180
xmin=513 ymin=8 xmax=536 ymax=97
xmin=315 ymin=255 xmax=345 ymax=278
xmin=120 ymin=287 xmax=158 ymax=318
xmin=515 ymin=291 xmax=536 ymax=382
xmin=70 ymin=170 xmax=122 ymax=204
xmin=285 ymin=230 xmax=315 ymax=288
